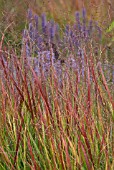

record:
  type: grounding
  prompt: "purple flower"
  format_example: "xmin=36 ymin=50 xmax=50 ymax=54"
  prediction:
xmin=82 ymin=8 xmax=86 ymax=22
xmin=29 ymin=23 xmax=33 ymax=39
xmin=75 ymin=11 xmax=81 ymax=31
xmin=49 ymin=20 xmax=55 ymax=40
xmin=42 ymin=13 xmax=47 ymax=33
xmin=26 ymin=41 xmax=30 ymax=57
xmin=34 ymin=28 xmax=38 ymax=42
xmin=75 ymin=11 xmax=80 ymax=21
xmin=65 ymin=25 xmax=70 ymax=36
xmin=55 ymin=24 xmax=60 ymax=41
xmin=34 ymin=14 xmax=39 ymax=29
xmin=27 ymin=9 xmax=32 ymax=21
xmin=88 ymin=20 xmax=93 ymax=35
xmin=37 ymin=36 xmax=43 ymax=51
xmin=82 ymin=8 xmax=86 ymax=37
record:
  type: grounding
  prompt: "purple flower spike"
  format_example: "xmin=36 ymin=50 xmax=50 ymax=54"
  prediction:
xmin=65 ymin=25 xmax=70 ymax=36
xmin=82 ymin=8 xmax=86 ymax=20
xmin=50 ymin=20 xmax=55 ymax=39
xmin=82 ymin=8 xmax=86 ymax=34
xmin=26 ymin=42 xmax=30 ymax=57
xmin=42 ymin=13 xmax=47 ymax=33
xmin=37 ymin=36 xmax=43 ymax=51
xmin=28 ymin=9 xmax=32 ymax=21
xmin=29 ymin=23 xmax=33 ymax=39
xmin=55 ymin=23 xmax=60 ymax=42
xmin=88 ymin=20 xmax=93 ymax=35
xmin=34 ymin=14 xmax=39 ymax=29
xmin=70 ymin=30 xmax=73 ymax=38
xmin=75 ymin=11 xmax=80 ymax=21
xmin=75 ymin=11 xmax=81 ymax=31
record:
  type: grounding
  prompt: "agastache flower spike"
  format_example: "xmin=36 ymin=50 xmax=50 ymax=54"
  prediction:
xmin=42 ymin=13 xmax=47 ymax=34
xmin=29 ymin=23 xmax=33 ymax=39
xmin=65 ymin=25 xmax=70 ymax=36
xmin=88 ymin=20 xmax=93 ymax=36
xmin=82 ymin=8 xmax=86 ymax=37
xmin=82 ymin=8 xmax=86 ymax=23
xmin=37 ymin=36 xmax=43 ymax=51
xmin=34 ymin=14 xmax=39 ymax=29
xmin=26 ymin=41 xmax=30 ymax=57
xmin=50 ymin=20 xmax=55 ymax=40
xmin=28 ymin=9 xmax=32 ymax=22
xmin=75 ymin=11 xmax=81 ymax=31
xmin=55 ymin=23 xmax=60 ymax=42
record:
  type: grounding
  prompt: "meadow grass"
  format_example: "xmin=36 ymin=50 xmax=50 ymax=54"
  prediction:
xmin=0 ymin=3 xmax=114 ymax=170
xmin=0 ymin=37 xmax=114 ymax=170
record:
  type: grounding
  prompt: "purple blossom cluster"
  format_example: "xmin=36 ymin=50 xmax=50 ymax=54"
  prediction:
xmin=21 ymin=8 xmax=107 ymax=81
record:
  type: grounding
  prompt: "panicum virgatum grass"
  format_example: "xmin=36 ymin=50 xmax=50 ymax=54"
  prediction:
xmin=0 ymin=8 xmax=114 ymax=170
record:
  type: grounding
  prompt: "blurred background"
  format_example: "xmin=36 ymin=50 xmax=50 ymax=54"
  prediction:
xmin=0 ymin=0 xmax=114 ymax=45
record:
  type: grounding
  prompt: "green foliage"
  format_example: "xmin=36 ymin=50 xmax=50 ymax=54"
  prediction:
xmin=106 ymin=21 xmax=114 ymax=33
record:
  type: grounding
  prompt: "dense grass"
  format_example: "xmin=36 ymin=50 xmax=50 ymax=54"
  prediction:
xmin=0 ymin=3 xmax=114 ymax=170
xmin=0 ymin=34 xmax=114 ymax=170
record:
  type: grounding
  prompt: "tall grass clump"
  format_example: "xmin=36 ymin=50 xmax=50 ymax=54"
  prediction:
xmin=0 ymin=8 xmax=114 ymax=170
